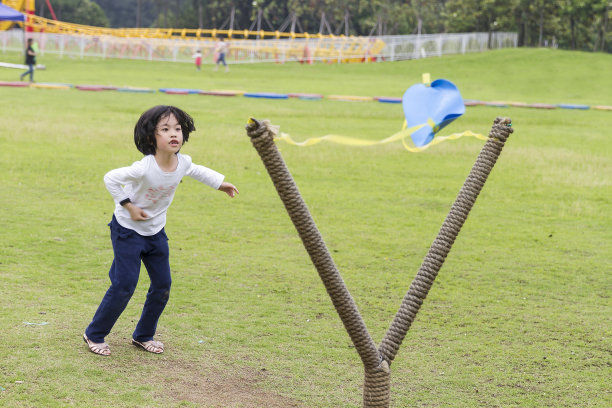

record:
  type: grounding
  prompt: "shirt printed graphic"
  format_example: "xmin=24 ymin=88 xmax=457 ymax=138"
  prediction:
xmin=145 ymin=186 xmax=176 ymax=204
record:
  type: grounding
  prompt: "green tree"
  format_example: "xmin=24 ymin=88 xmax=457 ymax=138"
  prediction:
xmin=591 ymin=0 xmax=610 ymax=51
xmin=157 ymin=0 xmax=254 ymax=32
xmin=558 ymin=0 xmax=604 ymax=50
xmin=36 ymin=0 xmax=109 ymax=27
xmin=444 ymin=0 xmax=513 ymax=33
xmin=512 ymin=0 xmax=558 ymax=47
xmin=353 ymin=0 xmax=419 ymax=36
xmin=91 ymin=0 xmax=157 ymax=28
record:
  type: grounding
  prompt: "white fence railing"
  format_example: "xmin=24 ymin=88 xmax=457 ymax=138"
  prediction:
xmin=380 ymin=32 xmax=518 ymax=60
xmin=1 ymin=30 xmax=517 ymax=64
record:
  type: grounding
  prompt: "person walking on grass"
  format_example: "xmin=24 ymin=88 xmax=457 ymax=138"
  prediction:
xmin=83 ymin=105 xmax=239 ymax=356
xmin=213 ymin=37 xmax=229 ymax=72
xmin=192 ymin=49 xmax=202 ymax=71
xmin=20 ymin=38 xmax=36 ymax=82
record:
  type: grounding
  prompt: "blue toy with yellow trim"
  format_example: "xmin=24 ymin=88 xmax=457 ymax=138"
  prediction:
xmin=402 ymin=76 xmax=466 ymax=147
xmin=272 ymin=73 xmax=486 ymax=152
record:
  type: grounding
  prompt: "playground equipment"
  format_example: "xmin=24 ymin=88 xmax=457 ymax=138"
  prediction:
xmin=246 ymin=117 xmax=513 ymax=407
xmin=0 ymin=1 xmax=25 ymax=31
xmin=0 ymin=0 xmax=385 ymax=64
xmin=1 ymin=1 xmax=517 ymax=64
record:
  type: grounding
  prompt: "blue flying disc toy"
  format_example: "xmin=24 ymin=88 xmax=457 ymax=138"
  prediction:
xmin=402 ymin=79 xmax=466 ymax=147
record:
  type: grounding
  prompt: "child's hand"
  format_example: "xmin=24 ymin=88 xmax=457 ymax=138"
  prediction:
xmin=125 ymin=203 xmax=149 ymax=221
xmin=218 ymin=182 xmax=239 ymax=198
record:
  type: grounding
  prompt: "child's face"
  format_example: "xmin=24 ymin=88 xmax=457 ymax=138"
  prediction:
xmin=154 ymin=113 xmax=183 ymax=155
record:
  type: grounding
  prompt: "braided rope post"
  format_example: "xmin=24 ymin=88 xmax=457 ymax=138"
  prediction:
xmin=245 ymin=119 xmax=382 ymax=372
xmin=378 ymin=117 xmax=513 ymax=366
xmin=246 ymin=117 xmax=513 ymax=407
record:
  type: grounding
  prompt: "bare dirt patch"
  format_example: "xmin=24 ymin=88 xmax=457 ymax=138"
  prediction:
xmin=149 ymin=356 xmax=304 ymax=408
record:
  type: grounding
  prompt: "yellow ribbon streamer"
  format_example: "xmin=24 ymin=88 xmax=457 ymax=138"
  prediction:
xmin=401 ymin=130 xmax=487 ymax=152
xmin=275 ymin=124 xmax=486 ymax=153
xmin=249 ymin=117 xmax=487 ymax=152
xmin=276 ymin=123 xmax=426 ymax=148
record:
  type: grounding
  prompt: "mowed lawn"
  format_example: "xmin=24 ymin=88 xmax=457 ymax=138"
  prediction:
xmin=0 ymin=48 xmax=610 ymax=407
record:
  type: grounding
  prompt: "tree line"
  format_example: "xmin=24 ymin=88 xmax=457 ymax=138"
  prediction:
xmin=34 ymin=0 xmax=611 ymax=52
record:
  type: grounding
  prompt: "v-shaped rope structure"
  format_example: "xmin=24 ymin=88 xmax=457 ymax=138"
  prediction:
xmin=246 ymin=117 xmax=512 ymax=407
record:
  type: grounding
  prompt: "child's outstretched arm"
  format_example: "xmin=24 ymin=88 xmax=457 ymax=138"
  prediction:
xmin=184 ymin=159 xmax=237 ymax=197
xmin=218 ymin=181 xmax=239 ymax=198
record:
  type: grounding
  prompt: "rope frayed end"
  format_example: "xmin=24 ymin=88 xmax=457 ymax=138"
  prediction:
xmin=246 ymin=118 xmax=280 ymax=139
xmin=490 ymin=117 xmax=513 ymax=142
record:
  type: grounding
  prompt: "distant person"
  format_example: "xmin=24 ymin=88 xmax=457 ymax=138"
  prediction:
xmin=20 ymin=38 xmax=36 ymax=82
xmin=192 ymin=49 xmax=202 ymax=71
xmin=214 ymin=37 xmax=229 ymax=72
xmin=83 ymin=105 xmax=239 ymax=356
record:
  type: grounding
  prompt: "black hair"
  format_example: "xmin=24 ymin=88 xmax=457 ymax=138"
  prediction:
xmin=133 ymin=105 xmax=196 ymax=155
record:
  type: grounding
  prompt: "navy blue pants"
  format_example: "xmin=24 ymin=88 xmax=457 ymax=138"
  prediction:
xmin=85 ymin=216 xmax=171 ymax=343
xmin=217 ymin=53 xmax=227 ymax=66
xmin=20 ymin=64 xmax=34 ymax=82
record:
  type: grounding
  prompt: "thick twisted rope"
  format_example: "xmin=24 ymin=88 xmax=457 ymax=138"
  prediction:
xmin=246 ymin=119 xmax=382 ymax=371
xmin=378 ymin=117 xmax=513 ymax=364
xmin=246 ymin=117 xmax=512 ymax=408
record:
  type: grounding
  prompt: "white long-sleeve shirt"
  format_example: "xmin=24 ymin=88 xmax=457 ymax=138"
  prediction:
xmin=104 ymin=153 xmax=224 ymax=236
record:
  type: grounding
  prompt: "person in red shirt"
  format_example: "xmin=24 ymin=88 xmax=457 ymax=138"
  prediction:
xmin=192 ymin=49 xmax=202 ymax=71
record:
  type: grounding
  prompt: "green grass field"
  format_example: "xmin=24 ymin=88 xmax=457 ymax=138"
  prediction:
xmin=0 ymin=48 xmax=610 ymax=407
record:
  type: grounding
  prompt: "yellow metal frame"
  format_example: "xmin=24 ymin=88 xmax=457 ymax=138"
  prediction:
xmin=2 ymin=1 xmax=385 ymax=63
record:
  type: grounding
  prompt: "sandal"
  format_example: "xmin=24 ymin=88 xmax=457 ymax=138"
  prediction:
xmin=132 ymin=339 xmax=164 ymax=354
xmin=83 ymin=333 xmax=111 ymax=356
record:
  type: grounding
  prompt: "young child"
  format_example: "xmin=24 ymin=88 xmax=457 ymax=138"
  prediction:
xmin=192 ymin=49 xmax=202 ymax=71
xmin=83 ymin=105 xmax=238 ymax=356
